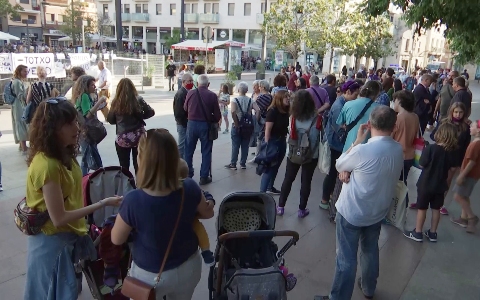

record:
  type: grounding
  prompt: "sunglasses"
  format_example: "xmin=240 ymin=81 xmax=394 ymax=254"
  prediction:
xmin=46 ymin=96 xmax=68 ymax=104
xmin=336 ymin=90 xmax=341 ymax=93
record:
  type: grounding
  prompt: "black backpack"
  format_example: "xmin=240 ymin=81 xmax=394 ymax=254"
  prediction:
xmin=235 ymin=98 xmax=254 ymax=139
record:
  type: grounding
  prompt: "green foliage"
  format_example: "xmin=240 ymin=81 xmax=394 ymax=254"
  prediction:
xmin=231 ymin=65 xmax=243 ymax=73
xmin=264 ymin=0 xmax=334 ymax=61
xmin=225 ymin=71 xmax=237 ymax=84
xmin=0 ymin=0 xmax=23 ymax=20
xmin=143 ymin=64 xmax=155 ymax=78
xmin=362 ymin=0 xmax=480 ymax=64
xmin=97 ymin=13 xmax=112 ymax=37
xmin=60 ymin=1 xmax=95 ymax=45
xmin=164 ymin=29 xmax=191 ymax=50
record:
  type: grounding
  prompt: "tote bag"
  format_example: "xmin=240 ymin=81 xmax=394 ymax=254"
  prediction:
xmin=318 ymin=139 xmax=331 ymax=174
xmin=385 ymin=179 xmax=408 ymax=231
xmin=413 ymin=126 xmax=425 ymax=169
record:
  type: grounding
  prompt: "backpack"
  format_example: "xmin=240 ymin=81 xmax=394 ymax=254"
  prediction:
xmin=3 ymin=80 xmax=16 ymax=105
xmin=288 ymin=117 xmax=317 ymax=165
xmin=235 ymin=98 xmax=254 ymax=139
xmin=22 ymin=82 xmax=54 ymax=124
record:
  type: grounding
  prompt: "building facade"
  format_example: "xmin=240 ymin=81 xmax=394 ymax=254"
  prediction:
xmin=2 ymin=0 xmax=43 ymax=45
xmin=98 ymin=0 xmax=270 ymax=54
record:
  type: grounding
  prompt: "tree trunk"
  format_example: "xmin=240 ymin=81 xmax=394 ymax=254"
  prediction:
xmin=328 ymin=47 xmax=334 ymax=74
xmin=373 ymin=58 xmax=379 ymax=70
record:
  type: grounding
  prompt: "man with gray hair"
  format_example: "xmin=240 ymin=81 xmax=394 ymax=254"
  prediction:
xmin=184 ymin=74 xmax=221 ymax=185
xmin=224 ymin=81 xmax=253 ymax=170
xmin=316 ymin=106 xmax=403 ymax=300
xmin=307 ymin=75 xmax=330 ymax=114
xmin=413 ymin=74 xmax=434 ymax=134
xmin=96 ymin=60 xmax=111 ymax=119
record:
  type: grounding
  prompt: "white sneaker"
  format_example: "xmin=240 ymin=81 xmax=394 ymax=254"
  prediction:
xmin=0 ymin=184 xmax=3 ymax=192
xmin=248 ymin=157 xmax=256 ymax=164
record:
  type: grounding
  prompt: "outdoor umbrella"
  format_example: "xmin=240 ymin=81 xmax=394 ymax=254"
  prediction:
xmin=0 ymin=31 xmax=20 ymax=41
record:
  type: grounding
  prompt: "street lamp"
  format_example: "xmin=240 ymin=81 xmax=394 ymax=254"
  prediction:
xmin=22 ymin=19 xmax=34 ymax=49
xmin=82 ymin=20 xmax=88 ymax=53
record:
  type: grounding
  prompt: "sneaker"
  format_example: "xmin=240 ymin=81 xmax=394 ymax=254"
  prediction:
xmin=276 ymin=206 xmax=284 ymax=216
xmin=199 ymin=177 xmax=212 ymax=186
xmin=466 ymin=216 xmax=479 ymax=234
xmin=248 ymin=157 xmax=256 ymax=164
xmin=403 ymin=230 xmax=423 ymax=242
xmin=382 ymin=218 xmax=392 ymax=225
xmin=267 ymin=187 xmax=281 ymax=195
xmin=285 ymin=273 xmax=297 ymax=291
xmin=440 ymin=206 xmax=449 ymax=215
xmin=0 ymin=184 xmax=3 ymax=192
xmin=223 ymin=129 xmax=229 ymax=134
xmin=240 ymin=164 xmax=246 ymax=169
xmin=409 ymin=202 xmax=418 ymax=209
xmin=424 ymin=229 xmax=437 ymax=242
xmin=357 ymin=277 xmax=374 ymax=299
xmin=298 ymin=208 xmax=310 ymax=218
xmin=450 ymin=216 xmax=468 ymax=228
xmin=224 ymin=163 xmax=237 ymax=170
xmin=201 ymin=250 xmax=215 ymax=266
xmin=319 ymin=201 xmax=329 ymax=210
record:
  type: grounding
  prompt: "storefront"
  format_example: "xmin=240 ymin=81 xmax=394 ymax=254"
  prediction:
xmin=170 ymin=39 xmax=244 ymax=72
xmin=42 ymin=30 xmax=66 ymax=47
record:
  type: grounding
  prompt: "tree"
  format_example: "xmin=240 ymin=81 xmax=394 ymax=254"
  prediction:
xmin=97 ymin=13 xmax=112 ymax=37
xmin=362 ymin=0 xmax=480 ymax=64
xmin=363 ymin=14 xmax=394 ymax=69
xmin=263 ymin=0 xmax=333 ymax=62
xmin=60 ymin=1 xmax=95 ymax=45
xmin=0 ymin=0 xmax=23 ymax=21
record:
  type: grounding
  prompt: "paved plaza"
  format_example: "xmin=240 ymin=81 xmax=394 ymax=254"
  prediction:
xmin=0 ymin=72 xmax=479 ymax=299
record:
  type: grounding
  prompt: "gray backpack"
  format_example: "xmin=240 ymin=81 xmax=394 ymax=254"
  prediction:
xmin=287 ymin=117 xmax=317 ymax=165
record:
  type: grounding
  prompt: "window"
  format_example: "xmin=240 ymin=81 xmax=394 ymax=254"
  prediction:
xmin=405 ymin=39 xmax=410 ymax=51
xmin=170 ymin=4 xmax=176 ymax=15
xmin=135 ymin=4 xmax=141 ymax=13
xmin=12 ymin=15 xmax=20 ymax=22
xmin=184 ymin=3 xmax=190 ymax=14
xmin=244 ymin=3 xmax=251 ymax=16
xmin=260 ymin=2 xmax=265 ymax=13
xmin=156 ymin=4 xmax=161 ymax=15
xmin=103 ymin=4 xmax=108 ymax=14
xmin=204 ymin=3 xmax=211 ymax=13
xmin=19 ymin=0 xmax=29 ymax=4
xmin=27 ymin=15 xmax=36 ymax=23
xmin=50 ymin=14 xmax=55 ymax=21
xmin=124 ymin=4 xmax=130 ymax=13
xmin=143 ymin=4 xmax=148 ymax=13
xmin=192 ymin=4 xmax=198 ymax=13
xmin=213 ymin=3 xmax=219 ymax=14
xmin=228 ymin=3 xmax=235 ymax=16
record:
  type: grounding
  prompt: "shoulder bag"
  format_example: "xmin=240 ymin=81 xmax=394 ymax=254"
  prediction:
xmin=338 ymin=100 xmax=374 ymax=143
xmin=196 ymin=89 xmax=219 ymax=140
xmin=121 ymin=188 xmax=185 ymax=300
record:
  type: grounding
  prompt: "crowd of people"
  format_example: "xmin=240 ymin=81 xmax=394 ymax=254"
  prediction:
xmin=3 ymin=58 xmax=480 ymax=300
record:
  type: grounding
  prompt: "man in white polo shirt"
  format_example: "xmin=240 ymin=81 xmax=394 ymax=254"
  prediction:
xmin=96 ymin=60 xmax=112 ymax=119
xmin=315 ymin=106 xmax=403 ymax=300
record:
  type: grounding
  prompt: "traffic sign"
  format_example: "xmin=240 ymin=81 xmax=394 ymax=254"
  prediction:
xmin=203 ymin=26 xmax=213 ymax=43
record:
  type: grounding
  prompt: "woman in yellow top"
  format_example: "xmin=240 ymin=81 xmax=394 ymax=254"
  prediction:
xmin=23 ymin=98 xmax=122 ymax=300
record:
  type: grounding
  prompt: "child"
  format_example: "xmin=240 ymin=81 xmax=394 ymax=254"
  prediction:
xmin=404 ymin=123 xmax=458 ymax=242
xmin=179 ymin=158 xmax=215 ymax=264
xmin=451 ymin=120 xmax=480 ymax=233
xmin=218 ymin=84 xmax=230 ymax=134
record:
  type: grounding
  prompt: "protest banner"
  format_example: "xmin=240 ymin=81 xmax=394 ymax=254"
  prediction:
xmin=0 ymin=53 xmax=13 ymax=74
xmin=12 ymin=53 xmax=56 ymax=78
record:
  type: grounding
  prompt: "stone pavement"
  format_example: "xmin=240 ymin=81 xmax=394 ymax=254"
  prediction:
xmin=0 ymin=74 xmax=479 ymax=299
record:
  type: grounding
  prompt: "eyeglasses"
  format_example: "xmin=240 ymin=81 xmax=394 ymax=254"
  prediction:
xmin=336 ymin=90 xmax=341 ymax=93
xmin=46 ymin=96 xmax=67 ymax=104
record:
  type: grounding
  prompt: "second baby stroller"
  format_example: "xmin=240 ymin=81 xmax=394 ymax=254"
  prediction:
xmin=208 ymin=192 xmax=300 ymax=300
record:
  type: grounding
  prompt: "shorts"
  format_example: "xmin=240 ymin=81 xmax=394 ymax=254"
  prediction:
xmin=222 ymin=108 xmax=228 ymax=117
xmin=452 ymin=177 xmax=478 ymax=198
xmin=416 ymin=189 xmax=445 ymax=210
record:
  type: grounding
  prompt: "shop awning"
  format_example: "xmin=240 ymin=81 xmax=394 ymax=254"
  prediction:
xmin=171 ymin=40 xmax=245 ymax=51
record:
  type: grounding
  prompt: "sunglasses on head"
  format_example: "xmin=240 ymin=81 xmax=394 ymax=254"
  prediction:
xmin=45 ymin=96 xmax=68 ymax=104
xmin=145 ymin=128 xmax=169 ymax=138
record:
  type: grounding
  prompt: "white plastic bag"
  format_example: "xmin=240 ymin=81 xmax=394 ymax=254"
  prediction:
xmin=318 ymin=139 xmax=331 ymax=174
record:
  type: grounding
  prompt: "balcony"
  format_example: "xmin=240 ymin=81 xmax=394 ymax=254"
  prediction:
xmin=199 ymin=13 xmax=219 ymax=24
xmin=98 ymin=0 xmax=112 ymax=2
xmin=256 ymin=13 xmax=264 ymax=25
xmin=131 ymin=13 xmax=149 ymax=22
xmin=184 ymin=13 xmax=198 ymax=23
xmin=113 ymin=13 xmax=131 ymax=22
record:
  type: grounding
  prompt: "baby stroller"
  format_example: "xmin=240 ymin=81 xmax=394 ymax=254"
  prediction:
xmin=80 ymin=167 xmax=136 ymax=299
xmin=208 ymin=192 xmax=300 ymax=300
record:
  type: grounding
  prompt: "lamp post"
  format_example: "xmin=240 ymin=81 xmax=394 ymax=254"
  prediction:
xmin=180 ymin=0 xmax=185 ymax=42
xmin=82 ymin=20 xmax=87 ymax=53
xmin=22 ymin=19 xmax=34 ymax=49
xmin=261 ymin=0 xmax=267 ymax=74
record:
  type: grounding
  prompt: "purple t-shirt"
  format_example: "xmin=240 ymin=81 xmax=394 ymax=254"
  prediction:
xmin=119 ymin=178 xmax=201 ymax=273
xmin=307 ymin=85 xmax=329 ymax=109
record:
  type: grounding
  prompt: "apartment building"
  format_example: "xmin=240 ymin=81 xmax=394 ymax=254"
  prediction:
xmin=98 ymin=0 xmax=270 ymax=54
xmin=2 ymin=0 xmax=43 ymax=44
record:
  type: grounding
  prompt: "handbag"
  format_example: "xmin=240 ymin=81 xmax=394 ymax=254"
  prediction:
xmin=318 ymin=139 xmax=331 ymax=174
xmin=196 ymin=89 xmax=219 ymax=141
xmin=385 ymin=171 xmax=408 ymax=232
xmin=413 ymin=125 xmax=426 ymax=169
xmin=339 ymin=100 xmax=374 ymax=143
xmin=121 ymin=188 xmax=185 ymax=300
xmin=14 ymin=197 xmax=67 ymax=236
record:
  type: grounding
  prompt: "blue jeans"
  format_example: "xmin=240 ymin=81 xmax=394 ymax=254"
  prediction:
xmin=400 ymin=159 xmax=414 ymax=207
xmin=260 ymin=137 xmax=287 ymax=192
xmin=185 ymin=120 xmax=213 ymax=179
xmin=230 ymin=126 xmax=250 ymax=166
xmin=177 ymin=124 xmax=187 ymax=160
xmin=330 ymin=213 xmax=381 ymax=300
xmin=81 ymin=141 xmax=102 ymax=176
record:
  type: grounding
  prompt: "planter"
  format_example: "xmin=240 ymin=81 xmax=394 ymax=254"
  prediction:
xmin=256 ymin=72 xmax=265 ymax=80
xmin=142 ymin=77 xmax=152 ymax=86
xmin=236 ymin=72 xmax=242 ymax=80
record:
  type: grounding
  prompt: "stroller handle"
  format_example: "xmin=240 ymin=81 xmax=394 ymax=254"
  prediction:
xmin=218 ymin=230 xmax=299 ymax=243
